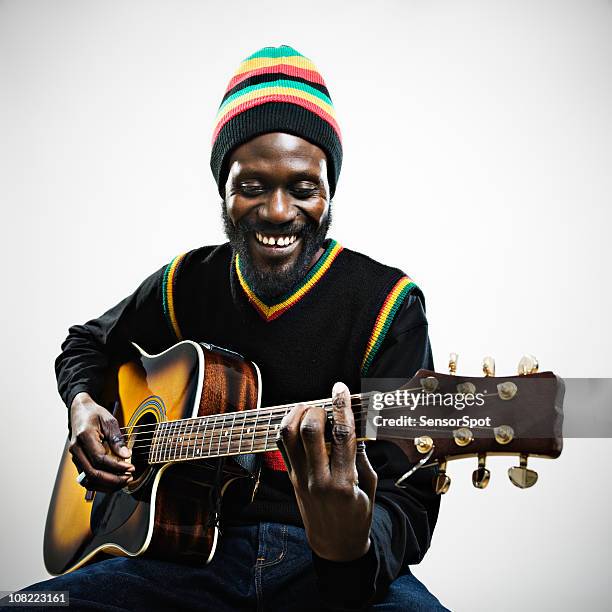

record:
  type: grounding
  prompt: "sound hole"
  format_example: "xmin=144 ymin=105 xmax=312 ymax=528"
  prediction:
xmin=126 ymin=411 xmax=158 ymax=490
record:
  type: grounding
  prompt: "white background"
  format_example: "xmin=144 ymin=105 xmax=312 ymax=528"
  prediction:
xmin=1 ymin=0 xmax=611 ymax=609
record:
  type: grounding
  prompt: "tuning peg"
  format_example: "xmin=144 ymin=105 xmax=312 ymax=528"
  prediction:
xmin=448 ymin=353 xmax=458 ymax=375
xmin=518 ymin=355 xmax=539 ymax=375
xmin=472 ymin=454 xmax=490 ymax=489
xmin=482 ymin=356 xmax=495 ymax=377
xmin=508 ymin=454 xmax=538 ymax=488
xmin=433 ymin=460 xmax=451 ymax=494
xmin=420 ymin=377 xmax=439 ymax=392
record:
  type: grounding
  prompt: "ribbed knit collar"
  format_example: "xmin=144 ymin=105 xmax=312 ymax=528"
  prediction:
xmin=234 ymin=238 xmax=343 ymax=322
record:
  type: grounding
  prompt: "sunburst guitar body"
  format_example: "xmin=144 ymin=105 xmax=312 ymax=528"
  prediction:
xmin=44 ymin=341 xmax=260 ymax=575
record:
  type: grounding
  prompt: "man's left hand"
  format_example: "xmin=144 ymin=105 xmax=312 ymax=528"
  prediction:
xmin=277 ymin=381 xmax=378 ymax=562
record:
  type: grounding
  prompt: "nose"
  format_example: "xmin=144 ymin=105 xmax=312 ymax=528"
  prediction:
xmin=258 ymin=188 xmax=297 ymax=225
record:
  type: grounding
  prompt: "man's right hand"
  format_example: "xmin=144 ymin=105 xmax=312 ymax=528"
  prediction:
xmin=69 ymin=392 xmax=135 ymax=491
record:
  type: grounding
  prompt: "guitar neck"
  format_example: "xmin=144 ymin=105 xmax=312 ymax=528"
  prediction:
xmin=146 ymin=394 xmax=371 ymax=465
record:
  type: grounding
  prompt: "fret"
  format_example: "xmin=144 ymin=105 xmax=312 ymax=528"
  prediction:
xmin=197 ymin=416 xmax=207 ymax=458
xmin=172 ymin=421 xmax=179 ymax=461
xmin=207 ymin=415 xmax=217 ymax=458
xmin=251 ymin=410 xmax=259 ymax=452
xmin=237 ymin=411 xmax=247 ymax=454
xmin=172 ymin=421 xmax=180 ymax=461
xmin=180 ymin=420 xmax=187 ymax=460
xmin=227 ymin=413 xmax=236 ymax=455
xmin=161 ymin=422 xmax=167 ymax=462
xmin=193 ymin=419 xmax=200 ymax=458
xmin=168 ymin=421 xmax=175 ymax=461
xmin=191 ymin=418 xmax=199 ymax=459
xmin=244 ymin=415 xmax=254 ymax=450
xmin=180 ymin=419 xmax=187 ymax=460
xmin=148 ymin=424 xmax=157 ymax=463
xmin=264 ymin=409 xmax=273 ymax=451
xmin=162 ymin=421 xmax=170 ymax=463
xmin=172 ymin=421 xmax=184 ymax=459
xmin=217 ymin=414 xmax=226 ymax=456
xmin=187 ymin=419 xmax=194 ymax=460
xmin=150 ymin=424 xmax=157 ymax=463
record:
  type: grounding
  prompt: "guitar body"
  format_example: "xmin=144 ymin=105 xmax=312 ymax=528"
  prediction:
xmin=43 ymin=341 xmax=261 ymax=575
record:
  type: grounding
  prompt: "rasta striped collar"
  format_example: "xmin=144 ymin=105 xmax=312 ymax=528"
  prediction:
xmin=235 ymin=239 xmax=343 ymax=322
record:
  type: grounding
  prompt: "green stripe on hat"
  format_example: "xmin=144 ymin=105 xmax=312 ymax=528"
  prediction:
xmin=218 ymin=78 xmax=333 ymax=112
xmin=245 ymin=45 xmax=305 ymax=61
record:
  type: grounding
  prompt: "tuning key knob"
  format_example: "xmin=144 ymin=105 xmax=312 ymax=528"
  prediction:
xmin=472 ymin=454 xmax=490 ymax=489
xmin=433 ymin=460 xmax=451 ymax=494
xmin=508 ymin=454 xmax=538 ymax=488
xmin=518 ymin=355 xmax=539 ymax=376
xmin=448 ymin=353 xmax=458 ymax=375
xmin=482 ymin=356 xmax=495 ymax=377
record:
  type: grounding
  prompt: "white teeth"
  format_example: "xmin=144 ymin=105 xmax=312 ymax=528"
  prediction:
xmin=255 ymin=233 xmax=298 ymax=246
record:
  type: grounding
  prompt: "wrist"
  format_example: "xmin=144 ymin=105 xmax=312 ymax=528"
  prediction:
xmin=311 ymin=535 xmax=371 ymax=563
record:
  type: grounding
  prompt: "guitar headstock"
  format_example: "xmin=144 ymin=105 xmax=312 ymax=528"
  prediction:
xmin=366 ymin=354 xmax=564 ymax=494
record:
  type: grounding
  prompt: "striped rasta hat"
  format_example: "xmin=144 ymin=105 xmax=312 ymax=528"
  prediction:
xmin=210 ymin=45 xmax=342 ymax=197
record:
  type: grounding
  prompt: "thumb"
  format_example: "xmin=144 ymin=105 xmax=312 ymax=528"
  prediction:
xmin=101 ymin=417 xmax=131 ymax=459
xmin=356 ymin=442 xmax=377 ymax=501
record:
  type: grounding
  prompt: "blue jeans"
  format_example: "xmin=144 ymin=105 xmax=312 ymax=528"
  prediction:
xmin=15 ymin=523 xmax=449 ymax=611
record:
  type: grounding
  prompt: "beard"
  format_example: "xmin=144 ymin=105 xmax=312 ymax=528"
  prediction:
xmin=222 ymin=203 xmax=332 ymax=303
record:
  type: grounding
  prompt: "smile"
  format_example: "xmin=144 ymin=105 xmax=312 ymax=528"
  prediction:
xmin=254 ymin=232 xmax=298 ymax=248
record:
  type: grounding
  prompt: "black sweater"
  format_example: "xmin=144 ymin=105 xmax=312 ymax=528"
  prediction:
xmin=55 ymin=239 xmax=441 ymax=609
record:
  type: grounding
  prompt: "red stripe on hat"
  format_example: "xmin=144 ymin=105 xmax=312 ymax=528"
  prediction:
xmin=212 ymin=94 xmax=342 ymax=144
xmin=226 ymin=64 xmax=327 ymax=92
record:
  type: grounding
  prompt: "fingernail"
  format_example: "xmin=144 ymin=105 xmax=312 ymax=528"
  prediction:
xmin=332 ymin=381 xmax=348 ymax=396
xmin=119 ymin=446 xmax=130 ymax=458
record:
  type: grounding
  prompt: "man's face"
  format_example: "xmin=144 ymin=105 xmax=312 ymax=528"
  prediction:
xmin=223 ymin=132 xmax=331 ymax=301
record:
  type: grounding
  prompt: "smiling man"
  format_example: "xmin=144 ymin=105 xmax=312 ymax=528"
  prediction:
xmin=22 ymin=46 xmax=448 ymax=611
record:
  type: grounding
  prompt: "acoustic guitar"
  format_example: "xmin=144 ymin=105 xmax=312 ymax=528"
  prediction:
xmin=43 ymin=342 xmax=564 ymax=575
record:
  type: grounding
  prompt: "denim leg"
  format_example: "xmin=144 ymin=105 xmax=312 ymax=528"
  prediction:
xmin=256 ymin=522 xmax=320 ymax=612
xmin=5 ymin=525 xmax=262 ymax=611
xmin=372 ymin=570 xmax=451 ymax=612
xmin=5 ymin=525 xmax=449 ymax=612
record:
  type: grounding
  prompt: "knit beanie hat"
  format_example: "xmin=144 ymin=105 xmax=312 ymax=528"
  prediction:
xmin=210 ymin=45 xmax=342 ymax=198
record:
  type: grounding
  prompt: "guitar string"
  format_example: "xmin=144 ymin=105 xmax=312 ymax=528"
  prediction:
xmin=110 ymin=400 xmax=374 ymax=444
xmin=120 ymin=388 xmax=512 ymax=454
xmin=121 ymin=385 xmax=510 ymax=443
xmin=124 ymin=407 xmax=372 ymax=453
xmin=123 ymin=390 xmax=513 ymax=457
xmin=113 ymin=391 xmax=384 ymax=434
xmin=112 ymin=378 xmax=520 ymax=437
xmin=112 ymin=381 xmax=470 ymax=437
xmin=134 ymin=421 xmax=515 ymax=464
xmin=124 ymin=407 xmax=378 ymax=456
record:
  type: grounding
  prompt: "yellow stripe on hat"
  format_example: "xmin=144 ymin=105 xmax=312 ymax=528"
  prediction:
xmin=234 ymin=55 xmax=319 ymax=76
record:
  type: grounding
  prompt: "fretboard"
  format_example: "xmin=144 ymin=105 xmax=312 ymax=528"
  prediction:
xmin=145 ymin=396 xmax=370 ymax=465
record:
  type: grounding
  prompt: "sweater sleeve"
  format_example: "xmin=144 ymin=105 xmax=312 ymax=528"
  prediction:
xmin=312 ymin=291 xmax=441 ymax=610
xmin=55 ymin=264 xmax=178 ymax=415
